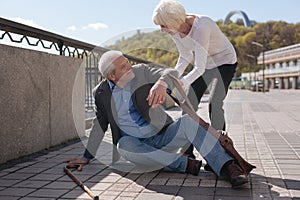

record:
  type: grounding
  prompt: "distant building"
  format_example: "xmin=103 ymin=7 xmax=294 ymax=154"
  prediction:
xmin=257 ymin=44 xmax=300 ymax=89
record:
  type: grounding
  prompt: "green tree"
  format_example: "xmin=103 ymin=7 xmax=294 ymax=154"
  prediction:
xmin=107 ymin=20 xmax=300 ymax=77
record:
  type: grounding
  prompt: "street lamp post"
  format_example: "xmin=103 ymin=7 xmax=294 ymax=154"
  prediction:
xmin=251 ymin=41 xmax=265 ymax=93
xmin=246 ymin=54 xmax=257 ymax=90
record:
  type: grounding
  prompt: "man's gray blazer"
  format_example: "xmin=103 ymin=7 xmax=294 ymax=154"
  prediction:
xmin=84 ymin=64 xmax=179 ymax=163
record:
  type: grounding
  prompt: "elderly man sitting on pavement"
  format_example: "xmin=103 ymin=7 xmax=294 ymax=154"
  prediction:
xmin=66 ymin=50 xmax=253 ymax=188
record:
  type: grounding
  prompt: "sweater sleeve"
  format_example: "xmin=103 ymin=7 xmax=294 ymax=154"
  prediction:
xmin=173 ymin=37 xmax=193 ymax=77
xmin=181 ymin=23 xmax=211 ymax=85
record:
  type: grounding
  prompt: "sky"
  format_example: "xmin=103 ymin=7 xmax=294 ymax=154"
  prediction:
xmin=1 ymin=0 xmax=300 ymax=47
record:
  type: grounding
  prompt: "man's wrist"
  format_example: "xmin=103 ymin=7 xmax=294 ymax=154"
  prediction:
xmin=156 ymin=79 xmax=168 ymax=88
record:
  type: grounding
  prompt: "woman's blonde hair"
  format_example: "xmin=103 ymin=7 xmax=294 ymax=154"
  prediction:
xmin=152 ymin=0 xmax=186 ymax=30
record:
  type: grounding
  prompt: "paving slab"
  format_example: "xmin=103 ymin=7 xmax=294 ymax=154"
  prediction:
xmin=0 ymin=90 xmax=300 ymax=199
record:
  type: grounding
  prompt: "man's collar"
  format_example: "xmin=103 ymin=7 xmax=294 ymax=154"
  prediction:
xmin=108 ymin=80 xmax=132 ymax=91
xmin=108 ymin=80 xmax=115 ymax=91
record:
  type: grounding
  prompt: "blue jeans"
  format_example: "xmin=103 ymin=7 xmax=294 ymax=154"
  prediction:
xmin=117 ymin=114 xmax=233 ymax=176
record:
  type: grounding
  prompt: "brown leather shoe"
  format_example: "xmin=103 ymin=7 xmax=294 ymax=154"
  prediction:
xmin=186 ymin=158 xmax=202 ymax=176
xmin=222 ymin=161 xmax=248 ymax=188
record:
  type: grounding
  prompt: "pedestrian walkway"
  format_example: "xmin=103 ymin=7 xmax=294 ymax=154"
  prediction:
xmin=0 ymin=90 xmax=299 ymax=200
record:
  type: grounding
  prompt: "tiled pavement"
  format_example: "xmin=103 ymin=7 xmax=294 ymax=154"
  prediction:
xmin=0 ymin=90 xmax=300 ymax=200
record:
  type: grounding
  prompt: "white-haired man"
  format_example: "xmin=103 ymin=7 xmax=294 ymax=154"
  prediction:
xmin=66 ymin=50 xmax=250 ymax=188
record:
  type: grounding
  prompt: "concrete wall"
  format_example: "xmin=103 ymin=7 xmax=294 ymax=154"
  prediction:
xmin=0 ymin=44 xmax=85 ymax=164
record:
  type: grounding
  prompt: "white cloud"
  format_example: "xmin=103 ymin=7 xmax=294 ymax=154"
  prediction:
xmin=9 ymin=17 xmax=43 ymax=29
xmin=67 ymin=25 xmax=77 ymax=31
xmin=82 ymin=22 xmax=108 ymax=30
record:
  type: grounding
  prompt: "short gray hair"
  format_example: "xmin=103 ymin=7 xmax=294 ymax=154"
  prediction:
xmin=152 ymin=0 xmax=186 ymax=30
xmin=98 ymin=50 xmax=123 ymax=77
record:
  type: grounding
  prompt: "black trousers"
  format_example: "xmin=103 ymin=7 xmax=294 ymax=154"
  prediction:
xmin=184 ymin=63 xmax=237 ymax=156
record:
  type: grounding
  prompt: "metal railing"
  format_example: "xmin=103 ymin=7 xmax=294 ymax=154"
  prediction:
xmin=0 ymin=17 xmax=162 ymax=111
